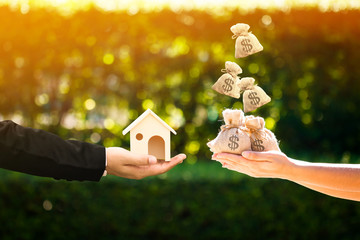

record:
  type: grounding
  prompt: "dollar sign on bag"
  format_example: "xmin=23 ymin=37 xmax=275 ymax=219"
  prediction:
xmin=252 ymin=139 xmax=265 ymax=151
xmin=228 ymin=134 xmax=239 ymax=151
xmin=241 ymin=38 xmax=253 ymax=53
xmin=248 ymin=91 xmax=260 ymax=105
xmin=222 ymin=78 xmax=233 ymax=93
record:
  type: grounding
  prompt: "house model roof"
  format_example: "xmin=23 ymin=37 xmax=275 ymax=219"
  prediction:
xmin=122 ymin=109 xmax=177 ymax=135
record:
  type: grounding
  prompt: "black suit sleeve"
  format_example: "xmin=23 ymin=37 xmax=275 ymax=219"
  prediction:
xmin=0 ymin=120 xmax=106 ymax=181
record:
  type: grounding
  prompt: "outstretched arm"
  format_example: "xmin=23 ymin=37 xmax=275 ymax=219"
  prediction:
xmin=293 ymin=181 xmax=360 ymax=201
xmin=0 ymin=120 xmax=106 ymax=181
xmin=212 ymin=151 xmax=360 ymax=201
xmin=0 ymin=120 xmax=186 ymax=181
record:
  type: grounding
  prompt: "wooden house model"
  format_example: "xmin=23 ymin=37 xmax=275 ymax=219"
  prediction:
xmin=122 ymin=109 xmax=176 ymax=161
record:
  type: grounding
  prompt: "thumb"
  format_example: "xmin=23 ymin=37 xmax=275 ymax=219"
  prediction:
xmin=125 ymin=151 xmax=157 ymax=165
xmin=242 ymin=151 xmax=264 ymax=160
xmin=242 ymin=150 xmax=283 ymax=161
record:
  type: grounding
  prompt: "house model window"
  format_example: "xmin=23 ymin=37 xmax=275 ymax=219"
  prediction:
xmin=122 ymin=109 xmax=177 ymax=161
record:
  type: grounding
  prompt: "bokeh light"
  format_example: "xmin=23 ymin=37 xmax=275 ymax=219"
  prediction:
xmin=0 ymin=0 xmax=359 ymax=14
xmin=1 ymin=0 xmax=360 ymax=239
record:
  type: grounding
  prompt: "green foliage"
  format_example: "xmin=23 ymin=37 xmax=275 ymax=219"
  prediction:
xmin=1 ymin=7 xmax=360 ymax=160
xmin=0 ymin=164 xmax=360 ymax=240
xmin=1 ymin=7 xmax=360 ymax=239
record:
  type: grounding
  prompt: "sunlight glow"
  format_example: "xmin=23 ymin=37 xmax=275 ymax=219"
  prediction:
xmin=0 ymin=0 xmax=358 ymax=14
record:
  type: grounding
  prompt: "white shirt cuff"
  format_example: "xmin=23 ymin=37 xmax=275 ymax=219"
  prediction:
xmin=102 ymin=149 xmax=108 ymax=177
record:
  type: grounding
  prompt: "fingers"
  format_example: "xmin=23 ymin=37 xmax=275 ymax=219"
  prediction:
xmin=218 ymin=159 xmax=257 ymax=177
xmin=213 ymin=151 xmax=289 ymax=179
xmin=212 ymin=153 xmax=269 ymax=166
xmin=125 ymin=150 xmax=187 ymax=166
xmin=216 ymin=158 xmax=250 ymax=171
xmin=106 ymin=147 xmax=186 ymax=179
xmin=135 ymin=153 xmax=187 ymax=178
xmin=171 ymin=153 xmax=187 ymax=163
xmin=241 ymin=150 xmax=283 ymax=161
xmin=123 ymin=149 xmax=158 ymax=165
xmin=213 ymin=153 xmax=245 ymax=163
xmin=211 ymin=152 xmax=267 ymax=177
xmin=154 ymin=154 xmax=187 ymax=172
xmin=212 ymin=150 xmax=284 ymax=162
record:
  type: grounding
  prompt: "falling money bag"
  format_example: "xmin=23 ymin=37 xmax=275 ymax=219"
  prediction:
xmin=207 ymin=109 xmax=251 ymax=154
xmin=243 ymin=115 xmax=280 ymax=152
xmin=222 ymin=61 xmax=243 ymax=78
xmin=212 ymin=61 xmax=242 ymax=98
xmin=230 ymin=23 xmax=263 ymax=58
xmin=238 ymin=77 xmax=271 ymax=113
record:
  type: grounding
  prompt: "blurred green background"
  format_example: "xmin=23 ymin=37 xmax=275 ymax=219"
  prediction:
xmin=1 ymin=0 xmax=360 ymax=239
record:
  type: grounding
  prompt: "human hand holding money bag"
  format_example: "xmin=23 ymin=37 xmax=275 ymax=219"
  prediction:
xmin=207 ymin=109 xmax=251 ymax=154
xmin=243 ymin=115 xmax=280 ymax=152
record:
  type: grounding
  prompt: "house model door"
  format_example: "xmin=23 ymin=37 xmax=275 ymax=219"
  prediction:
xmin=148 ymin=135 xmax=165 ymax=160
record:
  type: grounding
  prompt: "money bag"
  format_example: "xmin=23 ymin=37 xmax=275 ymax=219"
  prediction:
xmin=243 ymin=115 xmax=280 ymax=152
xmin=207 ymin=109 xmax=251 ymax=154
xmin=212 ymin=61 xmax=242 ymax=98
xmin=238 ymin=77 xmax=271 ymax=113
xmin=222 ymin=61 xmax=242 ymax=78
xmin=231 ymin=23 xmax=263 ymax=58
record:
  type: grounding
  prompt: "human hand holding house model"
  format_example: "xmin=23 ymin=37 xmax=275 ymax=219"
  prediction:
xmin=108 ymin=109 xmax=186 ymax=179
xmin=105 ymin=147 xmax=186 ymax=179
xmin=0 ymin=109 xmax=185 ymax=181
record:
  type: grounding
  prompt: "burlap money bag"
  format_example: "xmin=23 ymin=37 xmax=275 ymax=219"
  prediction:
xmin=238 ymin=77 xmax=271 ymax=112
xmin=212 ymin=73 xmax=242 ymax=98
xmin=243 ymin=115 xmax=280 ymax=152
xmin=230 ymin=23 xmax=263 ymax=58
xmin=222 ymin=61 xmax=242 ymax=78
xmin=207 ymin=109 xmax=251 ymax=154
